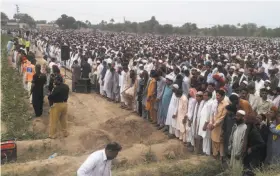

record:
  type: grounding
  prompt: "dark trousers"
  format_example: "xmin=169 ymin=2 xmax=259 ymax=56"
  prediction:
xmin=86 ymin=80 xmax=91 ymax=93
xmin=94 ymin=79 xmax=100 ymax=93
xmin=243 ymin=153 xmax=262 ymax=170
xmin=32 ymin=93 xmax=44 ymax=117
xmin=26 ymin=47 xmax=30 ymax=53
xmin=72 ymin=81 xmax=77 ymax=92
xmin=138 ymin=101 xmax=142 ymax=116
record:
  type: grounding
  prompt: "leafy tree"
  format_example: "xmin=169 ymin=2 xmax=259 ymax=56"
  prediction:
xmin=13 ymin=13 xmax=35 ymax=27
xmin=56 ymin=14 xmax=77 ymax=29
xmin=85 ymin=20 xmax=91 ymax=26
xmin=1 ymin=12 xmax=9 ymax=25
xmin=75 ymin=21 xmax=88 ymax=29
xmin=55 ymin=14 xmax=280 ymax=37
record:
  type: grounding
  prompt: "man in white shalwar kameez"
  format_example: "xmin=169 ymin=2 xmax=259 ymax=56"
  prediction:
xmin=165 ymin=84 xmax=180 ymax=137
xmin=119 ymin=69 xmax=125 ymax=103
xmin=198 ymin=91 xmax=214 ymax=155
xmin=190 ymin=91 xmax=205 ymax=154
xmin=97 ymin=61 xmax=104 ymax=95
xmin=228 ymin=110 xmax=247 ymax=170
xmin=121 ymin=67 xmax=131 ymax=106
xmin=186 ymin=89 xmax=197 ymax=146
xmin=103 ymin=65 xmax=114 ymax=99
xmin=174 ymin=90 xmax=188 ymax=142
xmin=144 ymin=58 xmax=154 ymax=74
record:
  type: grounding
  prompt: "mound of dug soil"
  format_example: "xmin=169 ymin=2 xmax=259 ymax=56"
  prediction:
xmin=100 ymin=115 xmax=168 ymax=148
xmin=78 ymin=129 xmax=112 ymax=151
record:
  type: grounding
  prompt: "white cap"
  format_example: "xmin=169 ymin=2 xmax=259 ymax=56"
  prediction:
xmin=242 ymin=81 xmax=248 ymax=85
xmin=237 ymin=110 xmax=246 ymax=116
xmin=142 ymin=60 xmax=148 ymax=63
xmin=159 ymin=60 xmax=163 ymax=63
xmin=166 ymin=74 xmax=174 ymax=81
xmin=230 ymin=66 xmax=236 ymax=70
xmin=97 ymin=60 xmax=101 ymax=64
xmin=107 ymin=58 xmax=112 ymax=64
xmin=172 ymin=84 xmax=179 ymax=89
xmin=265 ymin=80 xmax=271 ymax=83
xmin=139 ymin=64 xmax=144 ymax=67
xmin=231 ymin=92 xmax=239 ymax=97
xmin=217 ymin=62 xmax=222 ymax=66
xmin=239 ymin=68 xmax=245 ymax=73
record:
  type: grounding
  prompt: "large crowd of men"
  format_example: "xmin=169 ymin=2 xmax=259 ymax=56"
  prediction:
xmin=6 ymin=29 xmax=280 ymax=174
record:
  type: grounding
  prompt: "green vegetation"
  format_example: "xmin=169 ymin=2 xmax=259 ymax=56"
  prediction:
xmin=2 ymin=168 xmax=53 ymax=176
xmin=1 ymin=35 xmax=46 ymax=140
xmin=55 ymin=14 xmax=280 ymax=37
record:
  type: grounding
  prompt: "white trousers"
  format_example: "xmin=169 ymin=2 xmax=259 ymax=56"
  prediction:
xmin=202 ymin=136 xmax=211 ymax=155
xmin=106 ymin=90 xmax=112 ymax=99
xmin=169 ymin=126 xmax=176 ymax=134
xmin=186 ymin=126 xmax=194 ymax=146
xmin=100 ymin=85 xmax=104 ymax=95
xmin=23 ymin=74 xmax=27 ymax=90
xmin=27 ymin=82 xmax=32 ymax=103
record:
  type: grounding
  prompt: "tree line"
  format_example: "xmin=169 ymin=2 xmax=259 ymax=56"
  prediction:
xmin=92 ymin=16 xmax=280 ymax=37
xmin=1 ymin=12 xmax=280 ymax=37
xmin=55 ymin=15 xmax=280 ymax=37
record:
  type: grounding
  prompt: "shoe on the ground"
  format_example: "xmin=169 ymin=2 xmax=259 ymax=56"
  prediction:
xmin=168 ymin=134 xmax=175 ymax=139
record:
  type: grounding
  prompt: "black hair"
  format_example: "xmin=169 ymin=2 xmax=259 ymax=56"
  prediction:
xmin=106 ymin=142 xmax=122 ymax=152
xmin=184 ymin=69 xmax=190 ymax=77
xmin=226 ymin=104 xmax=237 ymax=113
xmin=204 ymin=90 xmax=213 ymax=98
xmin=150 ymin=70 xmax=158 ymax=78
xmin=260 ymin=88 xmax=267 ymax=93
xmin=35 ymin=64 xmax=41 ymax=74
xmin=52 ymin=65 xmax=60 ymax=74
xmin=229 ymin=94 xmax=239 ymax=103
xmin=208 ymin=82 xmax=216 ymax=87
xmin=74 ymin=60 xmax=78 ymax=64
xmin=216 ymin=89 xmax=226 ymax=97
xmin=240 ymin=87 xmax=248 ymax=93
xmin=276 ymin=87 xmax=280 ymax=93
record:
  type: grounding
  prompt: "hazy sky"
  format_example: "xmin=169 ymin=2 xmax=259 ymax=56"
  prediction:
xmin=1 ymin=0 xmax=280 ymax=28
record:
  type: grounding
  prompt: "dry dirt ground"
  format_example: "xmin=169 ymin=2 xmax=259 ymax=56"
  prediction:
xmin=1 ymin=48 xmax=207 ymax=176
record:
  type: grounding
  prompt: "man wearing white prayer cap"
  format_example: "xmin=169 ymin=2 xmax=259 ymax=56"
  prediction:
xmin=165 ymin=83 xmax=180 ymax=138
xmin=229 ymin=109 xmax=247 ymax=169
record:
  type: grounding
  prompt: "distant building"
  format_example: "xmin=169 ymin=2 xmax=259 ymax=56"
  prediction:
xmin=36 ymin=23 xmax=59 ymax=30
xmin=4 ymin=22 xmax=29 ymax=29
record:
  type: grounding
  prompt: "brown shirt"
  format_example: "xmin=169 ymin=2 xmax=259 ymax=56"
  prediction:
xmin=211 ymin=99 xmax=229 ymax=143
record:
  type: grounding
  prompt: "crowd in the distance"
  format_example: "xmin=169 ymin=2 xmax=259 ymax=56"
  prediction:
xmin=7 ymin=29 xmax=280 ymax=174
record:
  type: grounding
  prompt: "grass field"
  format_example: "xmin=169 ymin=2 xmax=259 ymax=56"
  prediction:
xmin=1 ymin=35 xmax=46 ymax=140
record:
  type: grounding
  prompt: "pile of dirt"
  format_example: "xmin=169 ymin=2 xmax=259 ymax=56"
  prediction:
xmin=78 ymin=129 xmax=112 ymax=151
xmin=100 ymin=115 xmax=168 ymax=148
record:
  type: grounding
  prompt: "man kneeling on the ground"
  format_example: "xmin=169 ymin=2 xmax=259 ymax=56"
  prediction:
xmin=77 ymin=142 xmax=122 ymax=176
